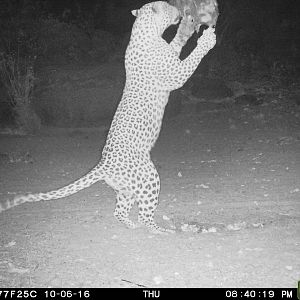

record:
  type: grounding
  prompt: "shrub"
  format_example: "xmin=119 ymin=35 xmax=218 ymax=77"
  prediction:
xmin=0 ymin=54 xmax=41 ymax=132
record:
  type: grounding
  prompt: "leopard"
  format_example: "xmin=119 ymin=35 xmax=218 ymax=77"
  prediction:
xmin=0 ymin=1 xmax=216 ymax=234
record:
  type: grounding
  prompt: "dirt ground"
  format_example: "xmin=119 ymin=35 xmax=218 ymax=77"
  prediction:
xmin=0 ymin=84 xmax=299 ymax=288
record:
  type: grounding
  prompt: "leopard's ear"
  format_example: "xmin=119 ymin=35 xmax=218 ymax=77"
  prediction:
xmin=131 ymin=9 xmax=139 ymax=17
xmin=152 ymin=1 xmax=165 ymax=14
xmin=151 ymin=3 xmax=158 ymax=14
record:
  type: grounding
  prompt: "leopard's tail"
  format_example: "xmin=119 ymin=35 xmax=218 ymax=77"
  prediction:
xmin=0 ymin=165 xmax=106 ymax=213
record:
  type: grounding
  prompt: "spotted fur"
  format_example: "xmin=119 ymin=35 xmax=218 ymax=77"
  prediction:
xmin=0 ymin=1 xmax=216 ymax=233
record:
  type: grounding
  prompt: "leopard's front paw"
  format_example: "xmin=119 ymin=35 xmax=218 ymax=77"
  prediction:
xmin=197 ymin=27 xmax=216 ymax=50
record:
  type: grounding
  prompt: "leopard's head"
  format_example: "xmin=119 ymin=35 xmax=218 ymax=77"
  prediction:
xmin=132 ymin=1 xmax=181 ymax=36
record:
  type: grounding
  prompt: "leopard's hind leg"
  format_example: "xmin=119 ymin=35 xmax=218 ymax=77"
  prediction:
xmin=114 ymin=190 xmax=137 ymax=229
xmin=135 ymin=161 xmax=173 ymax=234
